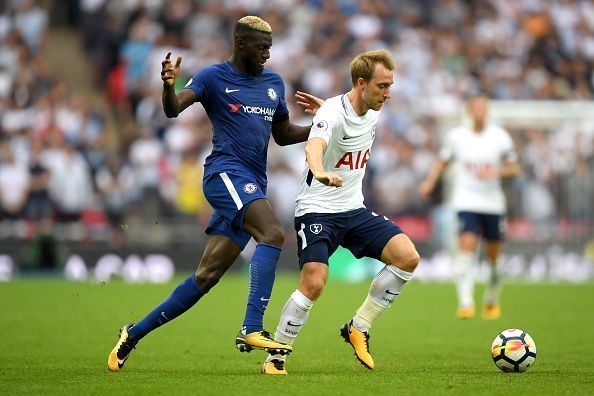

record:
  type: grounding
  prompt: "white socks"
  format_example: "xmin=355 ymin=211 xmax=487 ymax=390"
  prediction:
xmin=484 ymin=258 xmax=501 ymax=305
xmin=352 ymin=265 xmax=412 ymax=333
xmin=266 ymin=289 xmax=314 ymax=363
xmin=274 ymin=289 xmax=313 ymax=346
xmin=454 ymin=251 xmax=475 ymax=308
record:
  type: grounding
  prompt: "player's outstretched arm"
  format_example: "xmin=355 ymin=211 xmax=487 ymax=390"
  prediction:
xmin=161 ymin=52 xmax=196 ymax=118
xmin=305 ymin=138 xmax=342 ymax=187
xmin=271 ymin=91 xmax=324 ymax=146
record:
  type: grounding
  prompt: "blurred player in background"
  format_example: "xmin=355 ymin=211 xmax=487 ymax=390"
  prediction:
xmin=108 ymin=15 xmax=322 ymax=372
xmin=261 ymin=50 xmax=420 ymax=375
xmin=419 ymin=95 xmax=519 ymax=320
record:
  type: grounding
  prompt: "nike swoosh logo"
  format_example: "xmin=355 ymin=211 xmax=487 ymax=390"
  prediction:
xmin=287 ymin=321 xmax=302 ymax=327
xmin=117 ymin=356 xmax=129 ymax=368
xmin=342 ymin=135 xmax=353 ymax=140
xmin=161 ymin=311 xmax=169 ymax=321
xmin=385 ymin=290 xmax=399 ymax=296
xmin=260 ymin=297 xmax=270 ymax=301
xmin=225 ymin=87 xmax=240 ymax=93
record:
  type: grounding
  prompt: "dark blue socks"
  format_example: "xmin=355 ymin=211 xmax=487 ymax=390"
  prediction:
xmin=243 ymin=244 xmax=281 ymax=333
xmin=128 ymin=275 xmax=205 ymax=340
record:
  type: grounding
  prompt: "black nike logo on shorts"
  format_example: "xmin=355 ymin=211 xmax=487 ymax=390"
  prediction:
xmin=385 ymin=290 xmax=399 ymax=296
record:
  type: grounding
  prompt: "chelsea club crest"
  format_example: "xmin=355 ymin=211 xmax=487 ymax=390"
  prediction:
xmin=267 ymin=88 xmax=277 ymax=101
xmin=244 ymin=183 xmax=258 ymax=194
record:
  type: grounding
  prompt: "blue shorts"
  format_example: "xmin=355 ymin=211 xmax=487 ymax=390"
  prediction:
xmin=294 ymin=208 xmax=403 ymax=266
xmin=457 ymin=211 xmax=506 ymax=241
xmin=203 ymin=171 xmax=267 ymax=249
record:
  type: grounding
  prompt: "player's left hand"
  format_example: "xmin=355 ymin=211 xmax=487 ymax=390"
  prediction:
xmin=295 ymin=91 xmax=324 ymax=115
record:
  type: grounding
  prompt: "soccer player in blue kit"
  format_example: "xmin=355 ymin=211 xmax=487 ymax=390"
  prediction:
xmin=108 ymin=16 xmax=321 ymax=372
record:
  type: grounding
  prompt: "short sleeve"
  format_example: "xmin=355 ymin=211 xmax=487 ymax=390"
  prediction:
xmin=309 ymin=105 xmax=339 ymax=144
xmin=183 ymin=69 xmax=209 ymax=103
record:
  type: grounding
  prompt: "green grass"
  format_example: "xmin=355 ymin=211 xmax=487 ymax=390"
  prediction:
xmin=1 ymin=275 xmax=593 ymax=395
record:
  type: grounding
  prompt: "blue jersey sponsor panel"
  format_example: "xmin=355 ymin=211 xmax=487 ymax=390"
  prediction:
xmin=185 ymin=61 xmax=289 ymax=188
xmin=294 ymin=208 xmax=403 ymax=266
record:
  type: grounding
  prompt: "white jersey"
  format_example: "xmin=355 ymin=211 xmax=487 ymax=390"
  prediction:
xmin=295 ymin=94 xmax=379 ymax=217
xmin=440 ymin=124 xmax=517 ymax=214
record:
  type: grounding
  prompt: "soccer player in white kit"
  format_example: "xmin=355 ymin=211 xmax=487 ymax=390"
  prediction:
xmin=419 ymin=95 xmax=519 ymax=320
xmin=261 ymin=50 xmax=420 ymax=374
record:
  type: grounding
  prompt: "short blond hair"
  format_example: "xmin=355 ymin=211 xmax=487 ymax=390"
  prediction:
xmin=350 ymin=49 xmax=394 ymax=86
xmin=235 ymin=16 xmax=272 ymax=35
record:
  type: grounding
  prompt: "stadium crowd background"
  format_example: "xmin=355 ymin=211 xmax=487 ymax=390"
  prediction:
xmin=0 ymin=0 xmax=593 ymax=271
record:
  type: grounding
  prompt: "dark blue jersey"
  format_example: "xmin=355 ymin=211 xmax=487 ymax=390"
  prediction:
xmin=184 ymin=61 xmax=289 ymax=187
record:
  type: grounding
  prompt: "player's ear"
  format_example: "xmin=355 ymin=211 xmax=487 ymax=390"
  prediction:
xmin=235 ymin=36 xmax=246 ymax=50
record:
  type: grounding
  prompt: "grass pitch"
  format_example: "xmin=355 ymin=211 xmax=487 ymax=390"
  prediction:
xmin=1 ymin=274 xmax=593 ymax=395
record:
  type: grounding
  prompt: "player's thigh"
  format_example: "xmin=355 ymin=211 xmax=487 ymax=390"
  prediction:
xmin=294 ymin=212 xmax=343 ymax=266
xmin=342 ymin=209 xmax=402 ymax=261
xmin=203 ymin=171 xmax=271 ymax=238
xmin=484 ymin=240 xmax=503 ymax=262
xmin=243 ymin=198 xmax=284 ymax=245
xmin=480 ymin=213 xmax=505 ymax=261
xmin=480 ymin=213 xmax=506 ymax=242
xmin=457 ymin=211 xmax=481 ymax=252
xmin=380 ymin=233 xmax=420 ymax=272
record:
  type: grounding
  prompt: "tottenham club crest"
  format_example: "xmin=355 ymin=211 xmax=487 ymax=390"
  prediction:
xmin=309 ymin=224 xmax=323 ymax=234
xmin=267 ymin=88 xmax=277 ymax=101
xmin=243 ymin=183 xmax=258 ymax=194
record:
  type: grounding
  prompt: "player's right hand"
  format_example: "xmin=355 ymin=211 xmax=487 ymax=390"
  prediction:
xmin=315 ymin=171 xmax=343 ymax=187
xmin=161 ymin=52 xmax=182 ymax=86
xmin=295 ymin=91 xmax=324 ymax=115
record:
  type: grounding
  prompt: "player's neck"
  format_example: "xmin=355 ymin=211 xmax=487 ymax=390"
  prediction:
xmin=347 ymin=90 xmax=368 ymax=116
xmin=472 ymin=121 xmax=485 ymax=133
xmin=228 ymin=55 xmax=249 ymax=75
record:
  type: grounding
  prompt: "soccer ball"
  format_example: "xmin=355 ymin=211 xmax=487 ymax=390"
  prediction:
xmin=491 ymin=329 xmax=536 ymax=373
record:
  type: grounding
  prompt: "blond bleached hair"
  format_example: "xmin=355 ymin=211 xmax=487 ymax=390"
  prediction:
xmin=236 ymin=16 xmax=272 ymax=34
xmin=350 ymin=49 xmax=395 ymax=85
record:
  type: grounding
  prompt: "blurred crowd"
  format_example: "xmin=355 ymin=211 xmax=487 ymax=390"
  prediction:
xmin=0 ymin=0 xmax=593 ymax=247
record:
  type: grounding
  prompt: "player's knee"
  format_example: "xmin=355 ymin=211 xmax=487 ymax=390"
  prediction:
xmin=300 ymin=276 xmax=325 ymax=301
xmin=260 ymin=225 xmax=285 ymax=247
xmin=194 ymin=267 xmax=223 ymax=292
xmin=396 ymin=248 xmax=420 ymax=273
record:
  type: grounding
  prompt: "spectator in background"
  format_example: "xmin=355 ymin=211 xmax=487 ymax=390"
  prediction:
xmin=0 ymin=142 xmax=30 ymax=221
xmin=94 ymin=152 xmax=135 ymax=240
xmin=128 ymin=126 xmax=165 ymax=217
xmin=45 ymin=141 xmax=93 ymax=225
xmin=24 ymin=138 xmax=52 ymax=223
xmin=173 ymin=148 xmax=209 ymax=221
